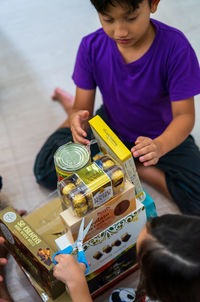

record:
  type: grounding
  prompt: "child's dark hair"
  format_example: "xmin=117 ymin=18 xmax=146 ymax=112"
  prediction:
xmin=136 ymin=214 xmax=200 ymax=302
xmin=90 ymin=0 xmax=153 ymax=14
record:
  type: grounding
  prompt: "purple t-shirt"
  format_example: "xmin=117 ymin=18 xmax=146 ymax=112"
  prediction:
xmin=72 ymin=19 xmax=200 ymax=142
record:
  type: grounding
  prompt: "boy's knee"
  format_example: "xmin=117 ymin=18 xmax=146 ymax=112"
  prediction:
xmin=34 ymin=152 xmax=58 ymax=190
xmin=34 ymin=168 xmax=57 ymax=190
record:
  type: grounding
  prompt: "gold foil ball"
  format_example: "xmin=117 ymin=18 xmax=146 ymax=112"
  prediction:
xmin=102 ymin=159 xmax=115 ymax=169
xmin=111 ymin=169 xmax=124 ymax=185
xmin=75 ymin=204 xmax=88 ymax=217
xmin=62 ymin=183 xmax=76 ymax=195
xmin=72 ymin=193 xmax=87 ymax=208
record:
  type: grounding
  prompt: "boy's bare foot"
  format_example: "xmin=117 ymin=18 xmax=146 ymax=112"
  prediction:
xmin=52 ymin=88 xmax=74 ymax=114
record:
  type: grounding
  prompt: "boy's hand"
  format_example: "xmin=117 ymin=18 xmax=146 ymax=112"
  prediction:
xmin=131 ymin=136 xmax=161 ymax=166
xmin=53 ymin=254 xmax=86 ymax=286
xmin=70 ymin=110 xmax=90 ymax=145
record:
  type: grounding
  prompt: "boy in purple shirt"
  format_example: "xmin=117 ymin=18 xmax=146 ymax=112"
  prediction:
xmin=34 ymin=0 xmax=200 ymax=216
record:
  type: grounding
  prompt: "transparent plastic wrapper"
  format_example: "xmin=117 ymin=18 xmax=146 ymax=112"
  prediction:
xmin=95 ymin=155 xmax=125 ymax=194
xmin=58 ymin=155 xmax=125 ymax=217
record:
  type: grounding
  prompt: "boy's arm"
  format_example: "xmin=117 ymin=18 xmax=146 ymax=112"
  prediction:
xmin=132 ymin=97 xmax=195 ymax=166
xmin=154 ymin=97 xmax=195 ymax=156
xmin=53 ymin=254 xmax=93 ymax=302
xmin=69 ymin=87 xmax=96 ymax=145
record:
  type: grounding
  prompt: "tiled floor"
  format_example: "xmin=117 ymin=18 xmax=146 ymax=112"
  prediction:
xmin=0 ymin=0 xmax=199 ymax=301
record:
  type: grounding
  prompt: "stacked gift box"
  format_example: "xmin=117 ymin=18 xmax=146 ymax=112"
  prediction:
xmin=0 ymin=116 xmax=157 ymax=301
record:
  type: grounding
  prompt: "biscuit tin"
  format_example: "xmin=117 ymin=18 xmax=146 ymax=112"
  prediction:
xmin=54 ymin=143 xmax=90 ymax=182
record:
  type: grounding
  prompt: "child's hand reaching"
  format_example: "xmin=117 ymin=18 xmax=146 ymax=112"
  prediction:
xmin=70 ymin=110 xmax=90 ymax=145
xmin=53 ymin=254 xmax=92 ymax=302
xmin=131 ymin=136 xmax=162 ymax=166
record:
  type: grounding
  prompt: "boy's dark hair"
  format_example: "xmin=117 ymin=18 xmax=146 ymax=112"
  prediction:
xmin=136 ymin=214 xmax=200 ymax=302
xmin=90 ymin=0 xmax=153 ymax=14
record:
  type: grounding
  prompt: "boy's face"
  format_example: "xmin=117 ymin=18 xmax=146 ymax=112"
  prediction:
xmin=98 ymin=0 xmax=159 ymax=50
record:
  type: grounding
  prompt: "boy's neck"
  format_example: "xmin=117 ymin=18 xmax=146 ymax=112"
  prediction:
xmin=116 ymin=21 xmax=156 ymax=64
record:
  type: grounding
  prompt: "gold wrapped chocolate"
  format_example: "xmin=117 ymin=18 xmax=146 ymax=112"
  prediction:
xmin=85 ymin=191 xmax=93 ymax=210
xmin=62 ymin=182 xmax=76 ymax=195
xmin=75 ymin=204 xmax=88 ymax=217
xmin=111 ymin=169 xmax=124 ymax=187
xmin=102 ymin=159 xmax=115 ymax=169
xmin=72 ymin=193 xmax=87 ymax=208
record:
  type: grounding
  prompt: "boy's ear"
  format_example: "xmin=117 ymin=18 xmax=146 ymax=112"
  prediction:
xmin=151 ymin=0 xmax=160 ymax=13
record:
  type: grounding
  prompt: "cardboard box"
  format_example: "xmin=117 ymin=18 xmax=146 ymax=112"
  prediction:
xmin=56 ymin=199 xmax=146 ymax=295
xmin=0 ymin=205 xmax=65 ymax=299
xmin=0 ymin=194 xmax=148 ymax=301
xmin=89 ymin=115 xmax=145 ymax=202
xmin=58 ymin=200 xmax=146 ymax=277
xmin=60 ymin=180 xmax=136 ymax=241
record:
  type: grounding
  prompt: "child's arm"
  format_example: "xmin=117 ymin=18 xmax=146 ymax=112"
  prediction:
xmin=53 ymin=254 xmax=93 ymax=302
xmin=69 ymin=87 xmax=96 ymax=145
xmin=131 ymin=97 xmax=195 ymax=166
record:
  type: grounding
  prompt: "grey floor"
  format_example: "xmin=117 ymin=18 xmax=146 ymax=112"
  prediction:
xmin=0 ymin=0 xmax=199 ymax=301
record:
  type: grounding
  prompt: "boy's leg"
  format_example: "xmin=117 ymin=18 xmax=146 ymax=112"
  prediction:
xmin=137 ymin=135 xmax=200 ymax=215
xmin=137 ymin=164 xmax=173 ymax=201
xmin=33 ymin=88 xmax=104 ymax=190
xmin=34 ymin=88 xmax=75 ymax=190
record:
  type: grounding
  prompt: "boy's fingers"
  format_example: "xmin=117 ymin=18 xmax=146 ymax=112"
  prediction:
xmin=135 ymin=136 xmax=146 ymax=144
xmin=132 ymin=144 xmax=150 ymax=157
xmin=143 ymin=158 xmax=158 ymax=166
xmin=72 ymin=127 xmax=90 ymax=144
xmin=73 ymin=134 xmax=90 ymax=145
xmin=80 ymin=110 xmax=89 ymax=121
xmin=73 ymin=126 xmax=87 ymax=138
xmin=139 ymin=151 xmax=155 ymax=162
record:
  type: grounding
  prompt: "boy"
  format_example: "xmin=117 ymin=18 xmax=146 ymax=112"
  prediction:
xmin=34 ymin=0 xmax=200 ymax=215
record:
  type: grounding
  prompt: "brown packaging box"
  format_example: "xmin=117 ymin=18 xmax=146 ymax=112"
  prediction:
xmin=60 ymin=180 xmax=136 ymax=242
xmin=0 ymin=206 xmax=65 ymax=299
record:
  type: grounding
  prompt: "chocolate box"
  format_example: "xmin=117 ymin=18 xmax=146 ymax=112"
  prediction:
xmin=55 ymin=199 xmax=147 ymax=297
xmin=0 ymin=206 xmax=65 ymax=299
xmin=60 ymin=180 xmax=136 ymax=241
